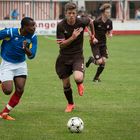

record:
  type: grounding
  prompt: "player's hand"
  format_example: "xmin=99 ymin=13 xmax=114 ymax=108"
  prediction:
xmin=22 ymin=40 xmax=32 ymax=57
xmin=107 ymin=33 xmax=113 ymax=38
xmin=22 ymin=40 xmax=28 ymax=50
xmin=106 ymin=31 xmax=113 ymax=39
xmin=93 ymin=37 xmax=98 ymax=44
xmin=23 ymin=40 xmax=30 ymax=50
xmin=57 ymin=40 xmax=63 ymax=45
xmin=71 ymin=28 xmax=83 ymax=40
xmin=89 ymin=35 xmax=98 ymax=45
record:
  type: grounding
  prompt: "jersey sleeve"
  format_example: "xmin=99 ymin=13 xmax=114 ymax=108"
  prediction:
xmin=56 ymin=23 xmax=65 ymax=43
xmin=0 ymin=28 xmax=13 ymax=40
xmin=108 ymin=21 xmax=113 ymax=31
xmin=93 ymin=20 xmax=98 ymax=29
xmin=107 ymin=21 xmax=113 ymax=32
xmin=28 ymin=34 xmax=38 ymax=59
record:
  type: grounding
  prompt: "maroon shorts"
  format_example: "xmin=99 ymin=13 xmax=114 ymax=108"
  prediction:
xmin=91 ymin=44 xmax=108 ymax=60
xmin=55 ymin=54 xmax=84 ymax=79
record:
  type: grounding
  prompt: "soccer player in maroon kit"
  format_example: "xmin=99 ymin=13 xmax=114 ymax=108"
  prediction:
xmin=86 ymin=3 xmax=113 ymax=82
xmin=55 ymin=2 xmax=97 ymax=112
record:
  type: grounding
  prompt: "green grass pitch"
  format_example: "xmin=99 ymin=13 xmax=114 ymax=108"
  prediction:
xmin=0 ymin=35 xmax=140 ymax=140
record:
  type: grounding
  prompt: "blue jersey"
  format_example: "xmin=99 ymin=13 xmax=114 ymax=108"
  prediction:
xmin=0 ymin=28 xmax=37 ymax=63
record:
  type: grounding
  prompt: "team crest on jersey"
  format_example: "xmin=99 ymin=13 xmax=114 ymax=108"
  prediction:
xmin=107 ymin=25 xmax=110 ymax=29
xmin=95 ymin=55 xmax=100 ymax=59
xmin=26 ymin=39 xmax=31 ymax=43
xmin=98 ymin=25 xmax=101 ymax=28
xmin=64 ymin=30 xmax=68 ymax=34
xmin=15 ymin=37 xmax=19 ymax=41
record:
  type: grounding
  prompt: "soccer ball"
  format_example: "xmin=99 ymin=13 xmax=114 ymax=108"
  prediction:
xmin=67 ymin=117 xmax=84 ymax=133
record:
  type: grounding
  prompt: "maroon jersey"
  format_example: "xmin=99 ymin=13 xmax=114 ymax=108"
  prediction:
xmin=94 ymin=16 xmax=113 ymax=45
xmin=57 ymin=17 xmax=90 ymax=55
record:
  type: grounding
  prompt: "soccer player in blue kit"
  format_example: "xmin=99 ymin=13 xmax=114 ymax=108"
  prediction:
xmin=0 ymin=17 xmax=37 ymax=120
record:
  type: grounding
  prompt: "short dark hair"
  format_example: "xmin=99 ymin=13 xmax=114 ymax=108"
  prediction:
xmin=21 ymin=17 xmax=34 ymax=28
xmin=99 ymin=3 xmax=111 ymax=13
xmin=65 ymin=2 xmax=77 ymax=12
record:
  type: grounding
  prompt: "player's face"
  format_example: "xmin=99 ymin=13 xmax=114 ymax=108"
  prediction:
xmin=24 ymin=21 xmax=36 ymax=34
xmin=65 ymin=9 xmax=77 ymax=24
xmin=104 ymin=8 xmax=111 ymax=19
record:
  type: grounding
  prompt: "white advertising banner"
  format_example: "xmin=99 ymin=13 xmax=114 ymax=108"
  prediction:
xmin=0 ymin=20 xmax=140 ymax=35
xmin=113 ymin=21 xmax=140 ymax=30
xmin=0 ymin=20 xmax=58 ymax=35
xmin=36 ymin=20 xmax=58 ymax=35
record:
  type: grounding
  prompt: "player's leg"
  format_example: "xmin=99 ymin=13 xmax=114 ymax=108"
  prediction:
xmin=0 ymin=61 xmax=27 ymax=120
xmin=85 ymin=44 xmax=103 ymax=81
xmin=73 ymin=56 xmax=84 ymax=96
xmin=55 ymin=55 xmax=74 ymax=112
xmin=93 ymin=57 xmax=106 ymax=82
xmin=86 ymin=44 xmax=99 ymax=68
xmin=1 ymin=81 xmax=13 ymax=95
xmin=0 ymin=60 xmax=15 ymax=120
xmin=0 ymin=76 xmax=26 ymax=120
xmin=93 ymin=46 xmax=108 ymax=82
xmin=0 ymin=63 xmax=14 ymax=95
xmin=0 ymin=81 xmax=15 ymax=120
xmin=86 ymin=56 xmax=96 ymax=68
xmin=62 ymin=77 xmax=75 ymax=112
xmin=73 ymin=71 xmax=84 ymax=96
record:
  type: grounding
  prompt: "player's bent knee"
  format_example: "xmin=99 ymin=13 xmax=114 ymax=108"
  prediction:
xmin=96 ymin=59 xmax=103 ymax=65
xmin=1 ymin=81 xmax=13 ymax=95
xmin=2 ymin=89 xmax=12 ymax=95
xmin=102 ymin=57 xmax=106 ymax=64
xmin=74 ymin=75 xmax=83 ymax=83
xmin=74 ymin=71 xmax=83 ymax=81
xmin=96 ymin=58 xmax=106 ymax=65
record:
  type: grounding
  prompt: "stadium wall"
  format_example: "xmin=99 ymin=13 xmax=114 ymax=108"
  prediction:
xmin=113 ymin=21 xmax=140 ymax=35
xmin=0 ymin=20 xmax=140 ymax=35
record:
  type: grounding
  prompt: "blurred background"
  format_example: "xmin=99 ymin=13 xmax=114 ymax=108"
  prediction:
xmin=0 ymin=0 xmax=140 ymax=20
xmin=0 ymin=0 xmax=140 ymax=35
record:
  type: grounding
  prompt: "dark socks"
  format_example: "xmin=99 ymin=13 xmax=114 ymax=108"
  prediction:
xmin=76 ymin=81 xmax=83 ymax=85
xmin=92 ymin=57 xmax=96 ymax=64
xmin=64 ymin=86 xmax=73 ymax=104
xmin=86 ymin=56 xmax=96 ymax=68
xmin=94 ymin=64 xmax=105 ymax=79
xmin=2 ymin=91 xmax=23 ymax=114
